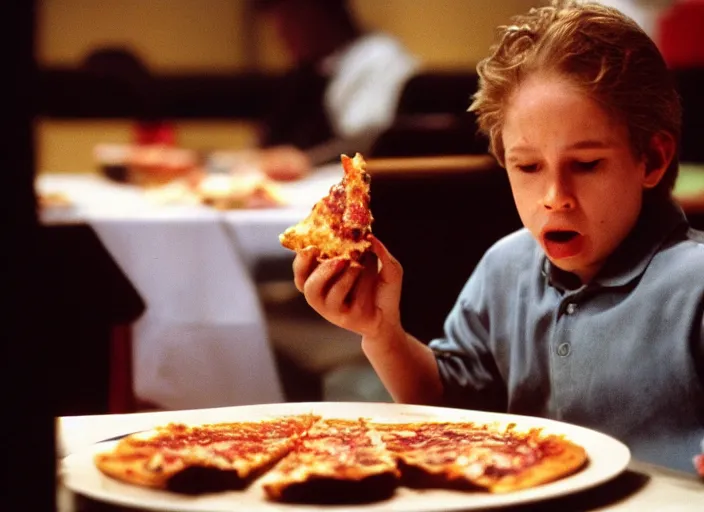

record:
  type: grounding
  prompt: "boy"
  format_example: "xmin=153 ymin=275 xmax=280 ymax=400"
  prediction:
xmin=292 ymin=0 xmax=704 ymax=473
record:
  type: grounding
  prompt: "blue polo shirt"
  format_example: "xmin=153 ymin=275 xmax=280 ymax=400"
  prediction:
xmin=429 ymin=198 xmax=704 ymax=473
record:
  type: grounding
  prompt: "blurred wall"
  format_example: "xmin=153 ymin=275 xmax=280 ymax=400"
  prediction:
xmin=38 ymin=0 xmax=540 ymax=71
xmin=35 ymin=0 xmax=541 ymax=173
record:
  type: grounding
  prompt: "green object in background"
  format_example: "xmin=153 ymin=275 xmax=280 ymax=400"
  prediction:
xmin=675 ymin=163 xmax=704 ymax=196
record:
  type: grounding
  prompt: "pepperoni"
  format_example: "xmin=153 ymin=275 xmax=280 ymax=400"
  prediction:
xmin=344 ymin=203 xmax=370 ymax=226
xmin=162 ymin=454 xmax=181 ymax=464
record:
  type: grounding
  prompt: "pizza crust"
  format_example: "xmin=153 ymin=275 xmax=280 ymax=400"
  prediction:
xmin=94 ymin=451 xmax=181 ymax=489
xmin=474 ymin=440 xmax=587 ymax=493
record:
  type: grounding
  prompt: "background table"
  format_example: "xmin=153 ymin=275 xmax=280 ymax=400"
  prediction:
xmin=37 ymin=167 xmax=343 ymax=410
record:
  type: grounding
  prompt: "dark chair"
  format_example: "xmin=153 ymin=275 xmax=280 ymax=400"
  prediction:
xmin=368 ymin=157 xmax=523 ymax=342
xmin=395 ymin=71 xmax=479 ymax=115
xmin=41 ymin=224 xmax=145 ymax=415
xmin=371 ymin=71 xmax=488 ymax=158
xmin=673 ymin=67 xmax=704 ymax=164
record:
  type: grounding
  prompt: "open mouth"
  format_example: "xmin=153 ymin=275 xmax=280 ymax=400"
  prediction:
xmin=542 ymin=230 xmax=584 ymax=259
xmin=544 ymin=231 xmax=580 ymax=243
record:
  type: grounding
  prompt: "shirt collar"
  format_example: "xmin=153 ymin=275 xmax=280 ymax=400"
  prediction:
xmin=542 ymin=198 xmax=689 ymax=291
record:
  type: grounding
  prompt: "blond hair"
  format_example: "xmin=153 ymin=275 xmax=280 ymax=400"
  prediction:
xmin=469 ymin=0 xmax=681 ymax=196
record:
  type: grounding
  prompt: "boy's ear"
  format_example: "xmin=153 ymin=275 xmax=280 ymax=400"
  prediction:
xmin=642 ymin=132 xmax=676 ymax=189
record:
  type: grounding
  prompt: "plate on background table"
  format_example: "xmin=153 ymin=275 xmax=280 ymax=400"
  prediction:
xmin=60 ymin=401 xmax=630 ymax=512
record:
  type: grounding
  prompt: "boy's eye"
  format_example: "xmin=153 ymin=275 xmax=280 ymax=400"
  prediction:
xmin=574 ymin=159 xmax=602 ymax=171
xmin=517 ymin=163 xmax=538 ymax=173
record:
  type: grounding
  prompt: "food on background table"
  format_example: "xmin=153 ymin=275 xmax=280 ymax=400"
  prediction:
xmin=257 ymin=145 xmax=312 ymax=182
xmin=129 ymin=146 xmax=199 ymax=186
xmin=94 ymin=414 xmax=588 ymax=503
xmin=279 ymin=152 xmax=373 ymax=264
xmin=93 ymin=143 xmax=288 ymax=209
xmin=38 ymin=191 xmax=72 ymax=209
xmin=142 ymin=171 xmax=284 ymax=210
xmin=93 ymin=143 xmax=198 ymax=186
xmin=93 ymin=143 xmax=132 ymax=183
xmin=194 ymin=173 xmax=283 ymax=210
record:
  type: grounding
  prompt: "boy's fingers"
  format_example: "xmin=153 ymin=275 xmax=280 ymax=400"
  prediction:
xmin=292 ymin=247 xmax=319 ymax=292
xmin=303 ymin=258 xmax=348 ymax=309
xmin=325 ymin=261 xmax=363 ymax=309
xmin=369 ymin=236 xmax=403 ymax=284
xmin=349 ymin=252 xmax=379 ymax=311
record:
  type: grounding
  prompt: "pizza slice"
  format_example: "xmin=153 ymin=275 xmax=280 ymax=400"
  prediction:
xmin=279 ymin=152 xmax=373 ymax=264
xmin=260 ymin=418 xmax=400 ymax=504
xmin=94 ymin=414 xmax=319 ymax=494
xmin=371 ymin=421 xmax=587 ymax=493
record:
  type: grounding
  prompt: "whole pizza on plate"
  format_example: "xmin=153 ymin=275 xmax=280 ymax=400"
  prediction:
xmin=61 ymin=402 xmax=632 ymax=512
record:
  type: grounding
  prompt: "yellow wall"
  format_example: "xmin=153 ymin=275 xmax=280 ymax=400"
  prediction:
xmin=38 ymin=0 xmax=541 ymax=71
xmin=36 ymin=0 xmax=542 ymax=173
xmin=356 ymin=0 xmax=540 ymax=70
xmin=37 ymin=0 xmax=250 ymax=73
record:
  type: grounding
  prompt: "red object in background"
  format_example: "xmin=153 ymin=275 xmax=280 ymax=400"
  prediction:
xmin=657 ymin=0 xmax=704 ymax=68
xmin=694 ymin=452 xmax=704 ymax=477
xmin=134 ymin=121 xmax=176 ymax=146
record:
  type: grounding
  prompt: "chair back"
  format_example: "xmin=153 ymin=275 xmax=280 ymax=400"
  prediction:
xmin=368 ymin=156 xmax=522 ymax=342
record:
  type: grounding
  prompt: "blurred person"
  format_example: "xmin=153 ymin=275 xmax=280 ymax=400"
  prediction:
xmin=84 ymin=1 xmax=419 ymax=185
xmin=250 ymin=0 xmax=420 ymax=180
xmin=291 ymin=0 xmax=704 ymax=473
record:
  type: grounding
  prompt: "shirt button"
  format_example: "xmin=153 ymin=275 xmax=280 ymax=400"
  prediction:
xmin=566 ymin=303 xmax=577 ymax=315
xmin=557 ymin=343 xmax=571 ymax=357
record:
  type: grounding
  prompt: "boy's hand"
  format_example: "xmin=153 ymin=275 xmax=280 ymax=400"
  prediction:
xmin=292 ymin=236 xmax=403 ymax=339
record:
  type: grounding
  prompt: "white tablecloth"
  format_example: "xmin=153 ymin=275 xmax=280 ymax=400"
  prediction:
xmin=37 ymin=167 xmax=340 ymax=410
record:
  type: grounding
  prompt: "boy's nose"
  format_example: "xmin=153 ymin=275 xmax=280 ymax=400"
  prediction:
xmin=542 ymin=180 xmax=576 ymax=211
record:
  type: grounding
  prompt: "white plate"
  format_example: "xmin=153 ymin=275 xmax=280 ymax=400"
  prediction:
xmin=60 ymin=402 xmax=630 ymax=511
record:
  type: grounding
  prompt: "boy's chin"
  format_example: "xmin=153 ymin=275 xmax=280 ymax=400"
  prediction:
xmin=546 ymin=257 xmax=602 ymax=284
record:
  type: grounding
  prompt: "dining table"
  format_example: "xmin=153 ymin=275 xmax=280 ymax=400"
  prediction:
xmin=55 ymin=404 xmax=704 ymax=512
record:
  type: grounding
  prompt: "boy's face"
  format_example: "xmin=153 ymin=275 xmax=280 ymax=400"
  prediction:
xmin=501 ymin=74 xmax=657 ymax=283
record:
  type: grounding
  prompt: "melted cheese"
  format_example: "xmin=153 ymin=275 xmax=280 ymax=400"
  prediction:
xmin=279 ymin=153 xmax=372 ymax=261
